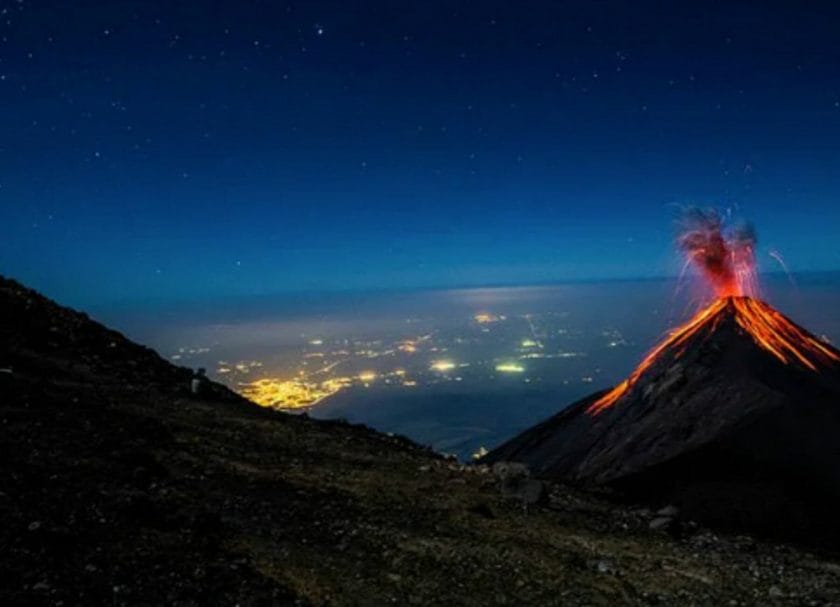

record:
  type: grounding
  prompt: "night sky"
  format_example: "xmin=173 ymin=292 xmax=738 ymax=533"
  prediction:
xmin=3 ymin=1 xmax=840 ymax=306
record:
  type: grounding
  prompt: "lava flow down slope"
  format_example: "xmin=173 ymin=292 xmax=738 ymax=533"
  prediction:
xmin=482 ymin=210 xmax=840 ymax=542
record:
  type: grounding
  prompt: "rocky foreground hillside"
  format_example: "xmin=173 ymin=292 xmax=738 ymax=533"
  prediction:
xmin=1 ymin=276 xmax=840 ymax=606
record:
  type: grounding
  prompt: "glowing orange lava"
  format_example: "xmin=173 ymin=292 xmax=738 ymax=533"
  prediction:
xmin=587 ymin=298 xmax=727 ymax=415
xmin=587 ymin=297 xmax=840 ymax=415
xmin=731 ymin=297 xmax=840 ymax=371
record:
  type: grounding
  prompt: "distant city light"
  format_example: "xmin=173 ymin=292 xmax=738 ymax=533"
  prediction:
xmin=495 ymin=363 xmax=525 ymax=373
xmin=430 ymin=360 xmax=456 ymax=372
xmin=520 ymin=351 xmax=583 ymax=359
xmin=474 ymin=313 xmax=503 ymax=324
xmin=309 ymin=338 xmax=323 ymax=346
xmin=358 ymin=371 xmax=377 ymax=383
xmin=520 ymin=339 xmax=539 ymax=348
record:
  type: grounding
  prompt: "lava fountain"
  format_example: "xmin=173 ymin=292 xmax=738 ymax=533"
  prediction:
xmin=676 ymin=208 xmax=759 ymax=298
xmin=587 ymin=210 xmax=840 ymax=415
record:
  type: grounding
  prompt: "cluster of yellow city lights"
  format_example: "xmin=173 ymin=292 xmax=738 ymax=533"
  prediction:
xmin=240 ymin=366 xmax=424 ymax=409
xmin=240 ymin=376 xmax=352 ymax=409
xmin=224 ymin=312 xmax=560 ymax=409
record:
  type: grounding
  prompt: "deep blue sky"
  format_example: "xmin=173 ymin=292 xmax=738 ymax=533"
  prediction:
xmin=2 ymin=0 xmax=840 ymax=306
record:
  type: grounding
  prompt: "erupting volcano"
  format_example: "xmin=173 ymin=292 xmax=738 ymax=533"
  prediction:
xmin=589 ymin=209 xmax=839 ymax=415
xmin=482 ymin=211 xmax=840 ymax=544
xmin=587 ymin=295 xmax=840 ymax=416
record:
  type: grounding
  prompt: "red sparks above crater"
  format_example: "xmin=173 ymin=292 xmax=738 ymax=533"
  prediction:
xmin=677 ymin=208 xmax=758 ymax=298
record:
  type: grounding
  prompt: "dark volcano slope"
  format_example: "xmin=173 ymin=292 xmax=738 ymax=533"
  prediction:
xmin=482 ymin=299 xmax=840 ymax=545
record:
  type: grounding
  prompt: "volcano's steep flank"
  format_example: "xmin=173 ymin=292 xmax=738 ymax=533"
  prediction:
xmin=483 ymin=297 xmax=840 ymax=545
xmin=3 ymin=277 xmax=840 ymax=606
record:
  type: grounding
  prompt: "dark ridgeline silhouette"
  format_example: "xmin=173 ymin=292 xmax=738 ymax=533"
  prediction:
xmin=482 ymin=296 xmax=840 ymax=546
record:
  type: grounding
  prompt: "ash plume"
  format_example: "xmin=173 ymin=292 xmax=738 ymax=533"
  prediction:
xmin=677 ymin=208 xmax=758 ymax=297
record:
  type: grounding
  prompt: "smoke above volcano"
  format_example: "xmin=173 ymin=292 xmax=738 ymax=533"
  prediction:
xmin=677 ymin=208 xmax=758 ymax=298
